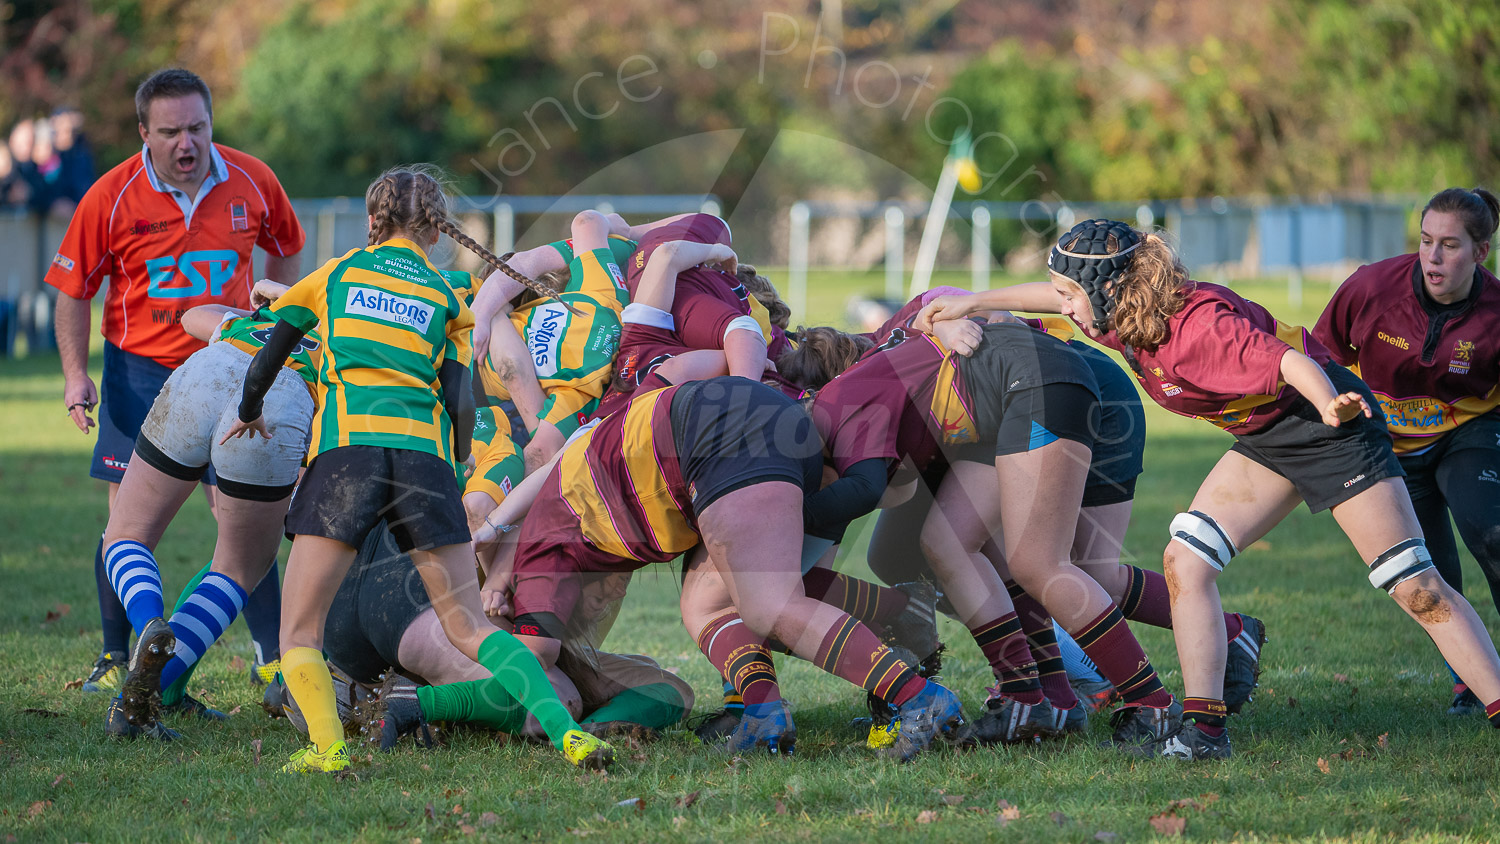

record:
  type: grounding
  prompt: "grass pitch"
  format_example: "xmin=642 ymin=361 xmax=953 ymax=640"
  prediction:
xmin=2 ymin=272 xmax=1498 ymax=842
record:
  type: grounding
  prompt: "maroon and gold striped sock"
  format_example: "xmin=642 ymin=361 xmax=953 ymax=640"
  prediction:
xmin=813 ymin=614 xmax=926 ymax=706
xmin=1072 ymin=605 xmax=1173 ymax=709
xmin=1122 ymin=566 xmax=1244 ymax=642
xmin=971 ymin=612 xmax=1043 ymax=704
xmin=696 ymin=612 xmax=781 ymax=706
xmin=1004 ymin=581 xmax=1077 ymax=710
xmin=1485 ymin=698 xmax=1500 ymax=729
xmin=801 ymin=568 xmax=909 ymax=626
xmin=1183 ymin=697 xmax=1227 ymax=735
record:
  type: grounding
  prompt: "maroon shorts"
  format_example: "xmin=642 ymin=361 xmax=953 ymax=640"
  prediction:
xmin=508 ymin=473 xmax=646 ymax=622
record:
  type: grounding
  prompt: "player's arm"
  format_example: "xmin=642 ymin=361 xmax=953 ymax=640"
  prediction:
xmin=914 ymin=282 xmax=1064 ymax=331
xmin=487 ymin=313 xmax=548 ymax=430
xmin=438 ymin=358 xmax=475 ymax=463
xmin=54 ymin=294 xmax=97 ymax=433
xmin=802 ymin=458 xmax=891 ymax=541
xmin=1279 ymin=348 xmax=1371 ymax=428
xmin=182 ymin=304 xmax=251 ymax=342
xmin=262 ymin=252 xmax=301 ymax=285
xmin=614 ymin=212 xmax=692 ymax=241
xmin=634 ymin=240 xmax=737 ymax=312
xmin=470 ymin=245 xmax=569 ymax=362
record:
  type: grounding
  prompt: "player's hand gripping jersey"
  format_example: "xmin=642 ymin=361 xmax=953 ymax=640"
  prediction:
xmin=476 ymin=241 xmax=632 ymax=436
xmin=269 ymin=238 xmax=474 ymax=463
xmin=44 ymin=144 xmax=305 ymax=368
xmin=1313 ymin=254 xmax=1500 ymax=453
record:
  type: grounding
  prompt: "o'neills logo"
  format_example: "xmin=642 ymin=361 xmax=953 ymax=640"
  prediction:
xmin=345 ymin=287 xmax=434 ymax=329
xmin=1378 ymin=331 xmax=1410 ymax=350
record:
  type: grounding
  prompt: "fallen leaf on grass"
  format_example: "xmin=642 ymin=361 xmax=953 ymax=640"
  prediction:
xmin=1378 ymin=733 xmax=1389 ymax=749
xmin=941 ymin=794 xmax=964 ymax=806
xmin=996 ymin=802 xmax=1021 ymax=827
xmin=1287 ymin=696 xmax=1300 ymax=709
xmin=1317 ymin=757 xmax=1331 ymax=774
xmin=1050 ymin=811 xmax=1069 ymax=826
xmin=458 ymin=824 xmax=476 ymax=836
xmin=43 ymin=604 xmax=71 ymax=624
xmin=916 ymin=810 xmax=939 ymax=824
xmin=227 ymin=706 xmax=243 ymax=717
xmin=774 ymin=800 xmax=788 ymax=816
xmin=672 ymin=817 xmax=686 ymax=829
xmin=21 ymin=708 xmax=63 ymax=718
xmin=674 ymin=791 xmax=701 ymax=809
xmin=62 ymin=678 xmax=84 ymax=691
xmin=425 ymin=803 xmax=437 ymax=821
xmin=252 ymin=739 xmax=262 ymax=765
xmin=1149 ymin=813 xmax=1185 ymax=836
xmin=614 ymin=797 xmax=645 ymax=813
xmin=27 ymin=801 xmax=51 ymax=819
xmin=478 ymin=812 xmax=499 ymax=828
xmin=1333 ymin=673 xmax=1349 ymax=684
xmin=50 ymin=774 xmax=64 ymax=788
xmin=229 ymin=655 xmax=246 ymax=672
xmin=1094 ymin=833 xmax=1119 ymax=842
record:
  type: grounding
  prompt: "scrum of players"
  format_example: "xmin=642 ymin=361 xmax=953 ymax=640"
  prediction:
xmin=91 ymin=163 xmax=1500 ymax=772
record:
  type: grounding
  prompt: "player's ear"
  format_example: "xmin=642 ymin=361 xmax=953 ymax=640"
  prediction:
xmin=1475 ymin=239 xmax=1491 ymax=265
xmin=138 ymin=122 xmax=148 ymax=143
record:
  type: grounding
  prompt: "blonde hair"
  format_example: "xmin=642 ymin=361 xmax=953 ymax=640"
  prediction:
xmin=364 ymin=165 xmax=562 ymax=305
xmin=1105 ymin=231 xmax=1189 ymax=350
xmin=777 ymin=325 xmax=874 ymax=391
xmin=737 ymin=264 xmax=791 ymax=329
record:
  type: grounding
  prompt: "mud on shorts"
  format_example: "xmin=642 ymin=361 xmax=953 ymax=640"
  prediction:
xmin=1229 ymin=363 xmax=1405 ymax=513
xmin=285 ymin=445 xmax=471 ymax=552
xmin=135 ymin=341 xmax=312 ymax=501
xmin=93 ymin=341 xmax=219 ymax=484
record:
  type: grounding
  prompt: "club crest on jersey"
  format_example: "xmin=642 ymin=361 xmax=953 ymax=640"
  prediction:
xmin=527 ymin=302 xmax=569 ymax=378
xmin=346 ymin=287 xmax=435 ymax=329
xmin=607 ymin=262 xmax=625 ymax=290
xmin=226 ymin=196 xmax=250 ymax=232
xmin=1450 ymin=340 xmax=1474 ymax=375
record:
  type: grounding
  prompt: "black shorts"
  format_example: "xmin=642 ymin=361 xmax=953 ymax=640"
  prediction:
xmin=1229 ymin=364 xmax=1405 ymax=513
xmin=285 ymin=445 xmax=471 ymax=552
xmin=323 ymin=524 xmax=431 ymax=685
xmin=1073 ymin=342 xmax=1145 ymax=507
xmin=956 ymin=322 xmax=1101 ymax=453
xmin=669 ymin=376 xmax=825 ymax=515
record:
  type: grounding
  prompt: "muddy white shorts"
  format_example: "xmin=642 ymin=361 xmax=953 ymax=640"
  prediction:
xmin=136 ymin=341 xmax=314 ymax=501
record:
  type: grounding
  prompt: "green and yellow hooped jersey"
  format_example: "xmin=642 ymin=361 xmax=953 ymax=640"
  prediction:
xmin=216 ymin=306 xmax=321 ymax=390
xmin=548 ymin=234 xmax=637 ymax=309
xmin=270 ymin=237 xmax=475 ymax=463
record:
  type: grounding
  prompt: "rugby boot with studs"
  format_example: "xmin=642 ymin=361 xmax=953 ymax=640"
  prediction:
xmin=120 ymin=617 xmax=175 ymax=726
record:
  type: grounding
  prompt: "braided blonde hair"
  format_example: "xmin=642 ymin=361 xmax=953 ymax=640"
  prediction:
xmin=365 ymin=165 xmax=577 ymax=312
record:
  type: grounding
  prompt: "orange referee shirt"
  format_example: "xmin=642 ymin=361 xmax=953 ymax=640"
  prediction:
xmin=45 ymin=143 xmax=305 ymax=368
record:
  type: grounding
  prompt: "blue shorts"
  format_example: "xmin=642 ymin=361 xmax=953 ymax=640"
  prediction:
xmin=92 ymin=342 xmax=216 ymax=485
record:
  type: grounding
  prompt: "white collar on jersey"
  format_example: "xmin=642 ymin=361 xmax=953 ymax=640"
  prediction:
xmin=140 ymin=143 xmax=230 ymax=226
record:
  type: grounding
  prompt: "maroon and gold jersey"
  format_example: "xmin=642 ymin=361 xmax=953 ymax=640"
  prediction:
xmin=812 ymin=334 xmax=972 ymax=478
xmin=862 ymin=286 xmax=970 ymax=350
xmin=1313 ymin=254 xmax=1500 ymax=453
xmin=1088 ymin=282 xmax=1332 ymax=434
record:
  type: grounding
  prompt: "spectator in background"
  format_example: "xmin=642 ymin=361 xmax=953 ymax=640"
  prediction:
xmin=7 ymin=119 xmax=35 ymax=210
xmin=0 ymin=144 xmax=21 ymax=209
xmin=51 ymin=106 xmax=97 ymax=207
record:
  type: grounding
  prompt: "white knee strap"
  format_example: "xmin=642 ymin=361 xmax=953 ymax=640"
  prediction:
xmin=724 ymin=315 xmax=762 ymax=344
xmin=1367 ymin=538 xmax=1434 ymax=593
xmin=1169 ymin=510 xmax=1239 ymax=571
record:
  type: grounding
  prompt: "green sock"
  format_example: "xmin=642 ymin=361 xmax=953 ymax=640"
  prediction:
xmin=476 ymin=630 xmax=584 ymax=750
xmin=159 ymin=562 xmax=211 ymax=706
xmin=415 ymin=680 xmax=528 ymax=734
xmin=580 ymin=683 xmax=688 ymax=730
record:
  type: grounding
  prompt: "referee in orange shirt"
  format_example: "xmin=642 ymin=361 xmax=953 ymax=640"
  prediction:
xmin=45 ymin=68 xmax=305 ymax=701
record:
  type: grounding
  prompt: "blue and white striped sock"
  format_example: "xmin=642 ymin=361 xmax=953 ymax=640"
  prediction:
xmin=1054 ymin=622 xmax=1104 ymax=682
xmin=159 ymin=573 xmax=249 ymax=691
xmin=103 ymin=540 xmax=165 ymax=635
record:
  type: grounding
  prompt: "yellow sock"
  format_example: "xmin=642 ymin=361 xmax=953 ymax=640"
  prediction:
xmin=282 ymin=647 xmax=342 ymax=752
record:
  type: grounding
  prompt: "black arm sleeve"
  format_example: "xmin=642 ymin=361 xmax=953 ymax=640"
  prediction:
xmin=238 ymin=320 xmax=308 ymax=423
xmin=802 ymin=458 xmax=891 ymax=541
xmin=439 ymin=357 xmax=475 ymax=463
